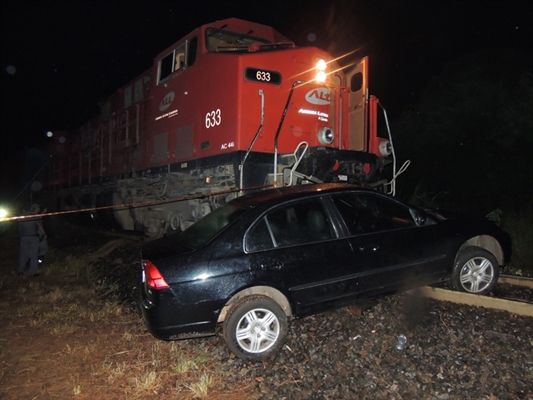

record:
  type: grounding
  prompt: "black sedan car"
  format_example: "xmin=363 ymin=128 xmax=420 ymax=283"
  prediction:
xmin=139 ymin=183 xmax=511 ymax=360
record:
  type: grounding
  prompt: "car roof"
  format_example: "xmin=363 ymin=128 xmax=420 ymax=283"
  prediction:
xmin=232 ymin=183 xmax=372 ymax=207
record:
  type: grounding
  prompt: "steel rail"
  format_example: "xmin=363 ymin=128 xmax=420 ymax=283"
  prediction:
xmin=408 ymin=280 xmax=533 ymax=317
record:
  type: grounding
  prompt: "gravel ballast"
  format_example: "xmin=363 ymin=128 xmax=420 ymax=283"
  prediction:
xmin=176 ymin=293 xmax=533 ymax=400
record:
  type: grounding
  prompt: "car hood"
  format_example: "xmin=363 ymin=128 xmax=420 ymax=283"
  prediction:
xmin=437 ymin=216 xmax=512 ymax=259
xmin=437 ymin=214 xmax=500 ymax=232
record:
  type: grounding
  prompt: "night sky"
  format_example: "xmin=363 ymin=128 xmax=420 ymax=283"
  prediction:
xmin=1 ymin=0 xmax=531 ymax=198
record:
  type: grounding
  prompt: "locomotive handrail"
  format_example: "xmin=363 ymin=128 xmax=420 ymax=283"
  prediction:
xmin=375 ymin=100 xmax=410 ymax=196
xmin=273 ymin=80 xmax=304 ymax=186
xmin=240 ymin=90 xmax=265 ymax=195
xmin=287 ymin=141 xmax=309 ymax=186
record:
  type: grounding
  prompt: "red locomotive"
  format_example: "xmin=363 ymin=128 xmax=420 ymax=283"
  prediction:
xmin=44 ymin=18 xmax=392 ymax=238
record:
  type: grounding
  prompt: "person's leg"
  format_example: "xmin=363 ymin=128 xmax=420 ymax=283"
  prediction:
xmin=18 ymin=237 xmax=31 ymax=274
xmin=28 ymin=237 xmax=40 ymax=275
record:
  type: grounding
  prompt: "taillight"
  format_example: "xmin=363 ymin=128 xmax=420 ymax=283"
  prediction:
xmin=143 ymin=260 xmax=170 ymax=290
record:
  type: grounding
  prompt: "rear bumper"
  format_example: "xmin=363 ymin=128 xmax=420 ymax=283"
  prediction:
xmin=139 ymin=288 xmax=218 ymax=340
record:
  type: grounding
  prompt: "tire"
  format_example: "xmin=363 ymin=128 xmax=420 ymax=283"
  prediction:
xmin=449 ymin=246 xmax=499 ymax=295
xmin=223 ymin=295 xmax=287 ymax=361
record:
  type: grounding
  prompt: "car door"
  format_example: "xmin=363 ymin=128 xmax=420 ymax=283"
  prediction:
xmin=330 ymin=193 xmax=450 ymax=300
xmin=245 ymin=197 xmax=358 ymax=316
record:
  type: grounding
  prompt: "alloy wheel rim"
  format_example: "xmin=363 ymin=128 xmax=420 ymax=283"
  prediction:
xmin=460 ymin=257 xmax=494 ymax=293
xmin=235 ymin=308 xmax=280 ymax=353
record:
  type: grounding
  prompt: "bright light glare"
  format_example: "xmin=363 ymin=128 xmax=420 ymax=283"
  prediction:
xmin=46 ymin=131 xmax=53 ymax=138
xmin=316 ymin=59 xmax=327 ymax=71
xmin=0 ymin=208 xmax=8 ymax=219
xmin=315 ymin=71 xmax=327 ymax=83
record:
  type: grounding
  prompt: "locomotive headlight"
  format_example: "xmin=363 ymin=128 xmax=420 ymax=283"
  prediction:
xmin=316 ymin=59 xmax=327 ymax=71
xmin=0 ymin=207 xmax=9 ymax=221
xmin=315 ymin=59 xmax=327 ymax=83
xmin=317 ymin=127 xmax=334 ymax=145
xmin=315 ymin=71 xmax=327 ymax=83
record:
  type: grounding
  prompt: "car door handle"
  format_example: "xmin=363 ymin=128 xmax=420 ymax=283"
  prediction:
xmin=260 ymin=263 xmax=284 ymax=270
xmin=359 ymin=244 xmax=379 ymax=253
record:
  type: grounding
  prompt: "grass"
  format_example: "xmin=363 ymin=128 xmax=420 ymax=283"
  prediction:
xmin=405 ymin=183 xmax=450 ymax=210
xmin=175 ymin=354 xmax=207 ymax=373
xmin=133 ymin=371 xmax=162 ymax=395
xmin=185 ymin=372 xmax=214 ymax=398
xmin=500 ymin=201 xmax=533 ymax=277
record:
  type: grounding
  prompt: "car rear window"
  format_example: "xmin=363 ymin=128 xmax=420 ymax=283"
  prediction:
xmin=179 ymin=204 xmax=248 ymax=249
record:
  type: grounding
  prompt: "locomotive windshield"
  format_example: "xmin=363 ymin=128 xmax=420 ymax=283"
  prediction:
xmin=206 ymin=28 xmax=270 ymax=52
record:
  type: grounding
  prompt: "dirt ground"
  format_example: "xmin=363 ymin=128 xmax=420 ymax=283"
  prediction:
xmin=0 ymin=221 xmax=141 ymax=399
xmin=1 ymin=308 xmax=141 ymax=399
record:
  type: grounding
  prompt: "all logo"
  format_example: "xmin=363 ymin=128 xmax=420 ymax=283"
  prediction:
xmin=305 ymin=88 xmax=330 ymax=105
xmin=159 ymin=92 xmax=175 ymax=111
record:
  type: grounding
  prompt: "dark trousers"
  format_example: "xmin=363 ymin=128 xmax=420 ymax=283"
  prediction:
xmin=18 ymin=236 xmax=39 ymax=275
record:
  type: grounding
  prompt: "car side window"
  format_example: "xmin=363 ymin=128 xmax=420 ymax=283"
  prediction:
xmin=246 ymin=218 xmax=273 ymax=251
xmin=333 ymin=194 xmax=415 ymax=235
xmin=246 ymin=200 xmax=334 ymax=252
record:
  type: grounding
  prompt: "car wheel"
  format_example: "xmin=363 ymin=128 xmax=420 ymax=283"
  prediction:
xmin=223 ymin=295 xmax=287 ymax=360
xmin=450 ymin=246 xmax=499 ymax=295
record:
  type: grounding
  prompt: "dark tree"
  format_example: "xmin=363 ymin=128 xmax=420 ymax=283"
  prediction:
xmin=392 ymin=49 xmax=532 ymax=214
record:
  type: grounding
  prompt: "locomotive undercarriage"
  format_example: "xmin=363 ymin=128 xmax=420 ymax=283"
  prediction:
xmin=114 ymin=163 xmax=239 ymax=238
xmin=51 ymin=149 xmax=383 ymax=238
xmin=116 ymin=148 xmax=383 ymax=238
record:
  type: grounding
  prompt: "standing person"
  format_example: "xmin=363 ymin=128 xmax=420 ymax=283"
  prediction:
xmin=18 ymin=203 xmax=46 ymax=277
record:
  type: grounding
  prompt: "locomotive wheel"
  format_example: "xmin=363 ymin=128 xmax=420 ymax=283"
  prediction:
xmin=144 ymin=228 xmax=165 ymax=239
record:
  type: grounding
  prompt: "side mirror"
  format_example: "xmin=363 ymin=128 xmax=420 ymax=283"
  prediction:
xmin=413 ymin=210 xmax=427 ymax=226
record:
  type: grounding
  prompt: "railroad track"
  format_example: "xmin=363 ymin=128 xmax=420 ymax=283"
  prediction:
xmin=410 ymin=275 xmax=533 ymax=317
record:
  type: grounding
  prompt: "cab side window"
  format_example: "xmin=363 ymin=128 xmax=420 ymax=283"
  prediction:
xmin=333 ymin=194 xmax=415 ymax=235
xmin=157 ymin=38 xmax=197 ymax=84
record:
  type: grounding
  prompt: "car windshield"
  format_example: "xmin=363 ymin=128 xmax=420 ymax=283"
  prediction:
xmin=178 ymin=203 xmax=248 ymax=249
